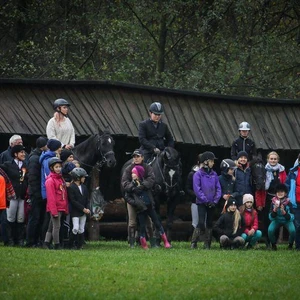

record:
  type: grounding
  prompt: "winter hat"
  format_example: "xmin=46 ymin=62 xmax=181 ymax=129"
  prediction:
xmin=243 ymin=194 xmax=254 ymax=205
xmin=237 ymin=151 xmax=248 ymax=160
xmin=62 ymin=162 xmax=76 ymax=175
xmin=226 ymin=197 xmax=237 ymax=210
xmin=132 ymin=165 xmax=145 ymax=179
xmin=47 ymin=139 xmax=62 ymax=152
xmin=275 ymin=183 xmax=288 ymax=194
xmin=132 ymin=149 xmax=144 ymax=157
xmin=60 ymin=149 xmax=73 ymax=162
xmin=11 ymin=145 xmax=26 ymax=157
xmin=36 ymin=136 xmax=48 ymax=148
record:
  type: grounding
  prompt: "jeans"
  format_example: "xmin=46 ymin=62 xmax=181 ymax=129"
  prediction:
xmin=138 ymin=207 xmax=163 ymax=238
xmin=241 ymin=230 xmax=262 ymax=246
xmin=268 ymin=221 xmax=295 ymax=244
xmin=293 ymin=205 xmax=300 ymax=249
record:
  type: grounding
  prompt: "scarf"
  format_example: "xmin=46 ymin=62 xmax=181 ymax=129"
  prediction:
xmin=0 ymin=168 xmax=16 ymax=201
xmin=265 ymin=163 xmax=285 ymax=190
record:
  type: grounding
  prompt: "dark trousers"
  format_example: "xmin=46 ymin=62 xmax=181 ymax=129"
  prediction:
xmin=138 ymin=207 xmax=163 ymax=238
xmin=26 ymin=197 xmax=46 ymax=246
xmin=196 ymin=204 xmax=215 ymax=230
xmin=293 ymin=205 xmax=300 ymax=249
xmin=263 ymin=195 xmax=273 ymax=244
xmin=0 ymin=210 xmax=8 ymax=244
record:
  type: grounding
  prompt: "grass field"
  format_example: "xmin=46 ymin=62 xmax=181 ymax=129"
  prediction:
xmin=1 ymin=241 xmax=300 ymax=300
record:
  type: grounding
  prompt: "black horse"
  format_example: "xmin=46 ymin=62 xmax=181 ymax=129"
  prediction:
xmin=151 ymin=147 xmax=183 ymax=241
xmin=73 ymin=129 xmax=116 ymax=220
xmin=72 ymin=129 xmax=116 ymax=173
xmin=250 ymin=153 xmax=266 ymax=191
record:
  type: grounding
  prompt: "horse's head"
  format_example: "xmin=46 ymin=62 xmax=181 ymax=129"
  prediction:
xmin=97 ymin=130 xmax=116 ymax=168
xmin=161 ymin=147 xmax=182 ymax=197
xmin=250 ymin=155 xmax=266 ymax=190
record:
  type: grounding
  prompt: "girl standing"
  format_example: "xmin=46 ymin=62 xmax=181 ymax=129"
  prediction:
xmin=43 ymin=157 xmax=68 ymax=250
xmin=191 ymin=151 xmax=221 ymax=249
xmin=68 ymin=168 xmax=90 ymax=250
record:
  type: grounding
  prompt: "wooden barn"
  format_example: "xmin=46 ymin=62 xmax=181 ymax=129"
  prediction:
xmin=0 ymin=78 xmax=300 ymax=240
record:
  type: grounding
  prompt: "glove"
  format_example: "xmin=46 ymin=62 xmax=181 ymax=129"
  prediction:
xmin=133 ymin=185 xmax=144 ymax=195
xmin=207 ymin=203 xmax=215 ymax=208
xmin=154 ymin=148 xmax=161 ymax=155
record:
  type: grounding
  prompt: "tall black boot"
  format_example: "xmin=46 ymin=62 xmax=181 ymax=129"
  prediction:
xmin=68 ymin=232 xmax=76 ymax=249
xmin=204 ymin=228 xmax=212 ymax=249
xmin=16 ymin=223 xmax=25 ymax=247
xmin=6 ymin=221 xmax=15 ymax=246
xmin=191 ymin=228 xmax=200 ymax=249
xmin=128 ymin=226 xmax=136 ymax=248
xmin=77 ymin=233 xmax=84 ymax=250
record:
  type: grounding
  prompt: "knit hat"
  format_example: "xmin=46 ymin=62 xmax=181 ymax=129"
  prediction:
xmin=60 ymin=149 xmax=73 ymax=162
xmin=62 ymin=162 xmax=76 ymax=175
xmin=36 ymin=136 xmax=48 ymax=148
xmin=132 ymin=149 xmax=144 ymax=157
xmin=11 ymin=145 xmax=26 ymax=157
xmin=275 ymin=183 xmax=288 ymax=194
xmin=47 ymin=139 xmax=62 ymax=152
xmin=226 ymin=197 xmax=237 ymax=210
xmin=132 ymin=165 xmax=145 ymax=179
xmin=243 ymin=194 xmax=254 ymax=205
xmin=237 ymin=151 xmax=248 ymax=160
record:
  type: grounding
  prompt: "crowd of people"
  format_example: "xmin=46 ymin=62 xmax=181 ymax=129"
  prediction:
xmin=0 ymin=98 xmax=299 ymax=251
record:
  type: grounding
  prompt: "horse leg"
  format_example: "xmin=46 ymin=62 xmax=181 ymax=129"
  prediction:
xmin=166 ymin=196 xmax=178 ymax=243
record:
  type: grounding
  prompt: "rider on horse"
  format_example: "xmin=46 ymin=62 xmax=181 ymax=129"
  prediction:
xmin=138 ymin=102 xmax=174 ymax=164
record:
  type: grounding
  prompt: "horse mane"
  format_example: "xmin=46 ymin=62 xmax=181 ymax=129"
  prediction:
xmin=163 ymin=147 xmax=180 ymax=161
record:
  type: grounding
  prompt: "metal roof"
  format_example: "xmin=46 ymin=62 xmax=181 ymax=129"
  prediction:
xmin=0 ymin=78 xmax=300 ymax=150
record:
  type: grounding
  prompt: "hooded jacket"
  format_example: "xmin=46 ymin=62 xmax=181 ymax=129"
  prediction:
xmin=193 ymin=168 xmax=221 ymax=205
xmin=45 ymin=172 xmax=68 ymax=216
xmin=39 ymin=150 xmax=57 ymax=199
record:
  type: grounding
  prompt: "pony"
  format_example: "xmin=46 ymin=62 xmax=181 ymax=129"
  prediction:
xmin=250 ymin=153 xmax=266 ymax=191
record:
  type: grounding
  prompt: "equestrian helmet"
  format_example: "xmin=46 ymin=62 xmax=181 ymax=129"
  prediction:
xmin=70 ymin=167 xmax=88 ymax=180
xmin=48 ymin=157 xmax=63 ymax=168
xmin=149 ymin=102 xmax=164 ymax=115
xmin=220 ymin=159 xmax=236 ymax=172
xmin=53 ymin=98 xmax=70 ymax=110
xmin=200 ymin=151 xmax=217 ymax=163
xmin=238 ymin=121 xmax=251 ymax=131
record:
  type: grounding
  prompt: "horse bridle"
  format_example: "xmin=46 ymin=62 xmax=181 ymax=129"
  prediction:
xmin=156 ymin=156 xmax=180 ymax=189
xmin=77 ymin=134 xmax=115 ymax=171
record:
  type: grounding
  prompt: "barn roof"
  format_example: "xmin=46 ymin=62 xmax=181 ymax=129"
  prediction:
xmin=0 ymin=78 xmax=300 ymax=150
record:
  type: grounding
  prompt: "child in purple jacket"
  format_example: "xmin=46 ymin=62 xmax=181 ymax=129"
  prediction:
xmin=191 ymin=151 xmax=221 ymax=249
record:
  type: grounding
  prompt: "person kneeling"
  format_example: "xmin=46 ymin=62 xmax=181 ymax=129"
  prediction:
xmin=268 ymin=184 xmax=295 ymax=251
xmin=213 ymin=198 xmax=245 ymax=249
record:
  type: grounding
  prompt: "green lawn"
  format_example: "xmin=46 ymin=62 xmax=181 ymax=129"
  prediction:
xmin=1 ymin=241 xmax=299 ymax=300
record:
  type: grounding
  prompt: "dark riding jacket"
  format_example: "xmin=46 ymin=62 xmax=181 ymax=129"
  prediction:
xmin=230 ymin=136 xmax=257 ymax=161
xmin=138 ymin=119 xmax=174 ymax=157
xmin=28 ymin=148 xmax=43 ymax=200
xmin=68 ymin=182 xmax=89 ymax=218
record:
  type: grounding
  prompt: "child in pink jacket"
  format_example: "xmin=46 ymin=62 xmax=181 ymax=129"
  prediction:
xmin=43 ymin=157 xmax=68 ymax=250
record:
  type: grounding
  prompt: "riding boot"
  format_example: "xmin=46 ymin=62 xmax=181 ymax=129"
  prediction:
xmin=128 ymin=226 xmax=136 ymax=248
xmin=140 ymin=237 xmax=149 ymax=250
xmin=6 ymin=221 xmax=15 ymax=246
xmin=191 ymin=228 xmax=200 ymax=249
xmin=77 ymin=233 xmax=84 ymax=250
xmin=161 ymin=233 xmax=171 ymax=248
xmin=204 ymin=228 xmax=212 ymax=250
xmin=166 ymin=228 xmax=172 ymax=245
xmin=16 ymin=223 xmax=25 ymax=247
xmin=68 ymin=232 xmax=76 ymax=249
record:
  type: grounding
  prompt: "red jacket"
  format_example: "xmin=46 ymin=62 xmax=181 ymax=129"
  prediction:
xmin=242 ymin=209 xmax=259 ymax=234
xmin=45 ymin=172 xmax=68 ymax=217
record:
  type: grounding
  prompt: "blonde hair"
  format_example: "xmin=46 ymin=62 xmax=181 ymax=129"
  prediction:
xmin=53 ymin=111 xmax=65 ymax=126
xmin=227 ymin=207 xmax=241 ymax=234
xmin=267 ymin=151 xmax=280 ymax=162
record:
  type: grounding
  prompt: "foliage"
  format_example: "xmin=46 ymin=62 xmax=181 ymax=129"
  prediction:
xmin=1 ymin=241 xmax=300 ymax=299
xmin=0 ymin=0 xmax=299 ymax=98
